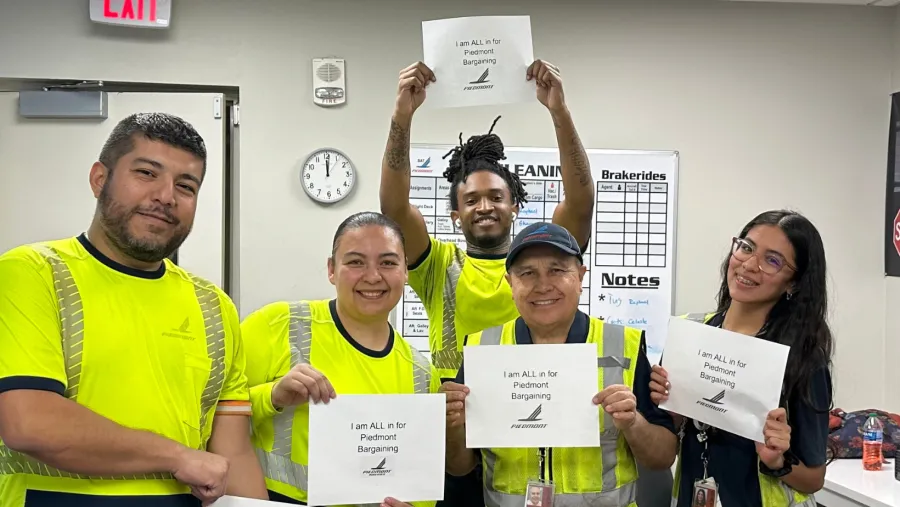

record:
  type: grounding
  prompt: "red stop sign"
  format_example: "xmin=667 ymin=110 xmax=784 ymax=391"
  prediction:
xmin=894 ymin=209 xmax=900 ymax=259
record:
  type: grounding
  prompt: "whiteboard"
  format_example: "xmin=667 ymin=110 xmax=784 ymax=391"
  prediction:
xmin=393 ymin=145 xmax=679 ymax=364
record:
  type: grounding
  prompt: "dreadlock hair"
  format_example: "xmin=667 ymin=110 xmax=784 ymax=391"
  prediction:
xmin=442 ymin=116 xmax=528 ymax=211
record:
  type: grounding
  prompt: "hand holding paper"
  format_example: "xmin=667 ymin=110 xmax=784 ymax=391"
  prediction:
xmin=527 ymin=60 xmax=567 ymax=113
xmin=756 ymin=408 xmax=791 ymax=469
xmin=648 ymin=364 xmax=671 ymax=405
xmin=393 ymin=62 xmax=435 ymax=120
xmin=271 ymin=363 xmax=336 ymax=409
xmin=440 ymin=381 xmax=469 ymax=429
xmin=593 ymin=385 xmax=638 ymax=430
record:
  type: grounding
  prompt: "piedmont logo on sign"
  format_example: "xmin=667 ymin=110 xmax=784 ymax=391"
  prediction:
xmin=511 ymin=404 xmax=547 ymax=429
xmin=697 ymin=389 xmax=728 ymax=414
xmin=362 ymin=457 xmax=392 ymax=477
xmin=463 ymin=68 xmax=493 ymax=91
xmin=470 ymin=68 xmax=490 ymax=84
xmin=89 ymin=0 xmax=172 ymax=29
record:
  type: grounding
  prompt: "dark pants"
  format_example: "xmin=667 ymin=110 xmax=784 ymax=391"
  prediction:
xmin=635 ymin=463 xmax=674 ymax=507
xmin=267 ymin=490 xmax=304 ymax=505
xmin=23 ymin=491 xmax=199 ymax=507
xmin=437 ymin=463 xmax=484 ymax=507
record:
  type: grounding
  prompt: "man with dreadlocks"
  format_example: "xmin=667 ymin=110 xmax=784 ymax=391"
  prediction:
xmin=379 ymin=59 xmax=593 ymax=382
xmin=379 ymin=59 xmax=596 ymax=506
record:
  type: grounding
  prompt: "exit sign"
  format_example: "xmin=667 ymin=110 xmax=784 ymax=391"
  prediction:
xmin=89 ymin=0 xmax=172 ymax=29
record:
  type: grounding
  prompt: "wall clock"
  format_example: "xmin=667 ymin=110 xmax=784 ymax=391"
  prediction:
xmin=301 ymin=148 xmax=356 ymax=204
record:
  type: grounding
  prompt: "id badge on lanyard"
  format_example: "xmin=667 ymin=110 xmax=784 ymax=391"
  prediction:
xmin=692 ymin=420 xmax=723 ymax=507
xmin=525 ymin=449 xmax=555 ymax=507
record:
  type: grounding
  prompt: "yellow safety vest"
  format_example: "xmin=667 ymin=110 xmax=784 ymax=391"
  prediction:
xmin=254 ymin=301 xmax=434 ymax=501
xmin=467 ymin=316 xmax=643 ymax=507
xmin=670 ymin=313 xmax=817 ymax=507
xmin=0 ymin=245 xmax=227 ymax=482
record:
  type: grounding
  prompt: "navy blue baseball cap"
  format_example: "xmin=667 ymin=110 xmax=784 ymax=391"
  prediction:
xmin=506 ymin=222 xmax=583 ymax=269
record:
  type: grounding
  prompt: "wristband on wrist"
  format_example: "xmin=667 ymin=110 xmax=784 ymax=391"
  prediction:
xmin=759 ymin=450 xmax=799 ymax=477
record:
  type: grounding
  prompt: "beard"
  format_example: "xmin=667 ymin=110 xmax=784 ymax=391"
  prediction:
xmin=97 ymin=183 xmax=191 ymax=263
xmin=464 ymin=226 xmax=511 ymax=250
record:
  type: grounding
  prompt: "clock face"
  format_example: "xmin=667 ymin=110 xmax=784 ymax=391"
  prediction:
xmin=301 ymin=149 xmax=355 ymax=204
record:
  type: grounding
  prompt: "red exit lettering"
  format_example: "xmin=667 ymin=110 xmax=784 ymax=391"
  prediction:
xmin=104 ymin=0 xmax=157 ymax=22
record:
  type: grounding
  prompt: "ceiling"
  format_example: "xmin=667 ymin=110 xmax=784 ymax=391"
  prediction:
xmin=723 ymin=0 xmax=900 ymax=5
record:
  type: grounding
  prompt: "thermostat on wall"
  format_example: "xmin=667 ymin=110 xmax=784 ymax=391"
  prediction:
xmin=312 ymin=58 xmax=346 ymax=107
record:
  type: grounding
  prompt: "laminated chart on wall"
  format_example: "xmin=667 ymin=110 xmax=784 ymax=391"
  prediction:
xmin=394 ymin=145 xmax=679 ymax=364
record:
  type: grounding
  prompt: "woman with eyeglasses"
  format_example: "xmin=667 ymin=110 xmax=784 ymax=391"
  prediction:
xmin=650 ymin=210 xmax=834 ymax=507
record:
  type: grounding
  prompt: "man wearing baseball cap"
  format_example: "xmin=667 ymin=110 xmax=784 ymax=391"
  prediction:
xmin=440 ymin=222 xmax=678 ymax=507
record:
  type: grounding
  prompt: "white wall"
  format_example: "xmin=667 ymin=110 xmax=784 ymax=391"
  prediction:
xmin=0 ymin=0 xmax=895 ymax=411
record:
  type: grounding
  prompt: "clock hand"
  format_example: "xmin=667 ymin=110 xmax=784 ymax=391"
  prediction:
xmin=325 ymin=156 xmax=330 ymax=177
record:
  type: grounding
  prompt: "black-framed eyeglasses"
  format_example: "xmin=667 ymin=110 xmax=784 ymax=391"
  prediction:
xmin=730 ymin=237 xmax=796 ymax=275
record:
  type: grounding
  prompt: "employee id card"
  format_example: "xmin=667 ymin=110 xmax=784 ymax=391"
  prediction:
xmin=692 ymin=478 xmax=720 ymax=507
xmin=524 ymin=480 xmax=553 ymax=507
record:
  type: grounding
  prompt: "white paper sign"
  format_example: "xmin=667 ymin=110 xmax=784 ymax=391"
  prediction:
xmin=212 ymin=496 xmax=295 ymax=506
xmin=307 ymin=394 xmax=446 ymax=505
xmin=422 ymin=15 xmax=535 ymax=108
xmin=464 ymin=343 xmax=600 ymax=448
xmin=658 ymin=317 xmax=790 ymax=443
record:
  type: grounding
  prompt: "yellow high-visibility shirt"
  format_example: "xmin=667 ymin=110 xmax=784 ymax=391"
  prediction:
xmin=463 ymin=312 xmax=647 ymax=507
xmin=0 ymin=235 xmax=251 ymax=507
xmin=408 ymin=237 xmax=519 ymax=380
xmin=242 ymin=299 xmax=440 ymax=506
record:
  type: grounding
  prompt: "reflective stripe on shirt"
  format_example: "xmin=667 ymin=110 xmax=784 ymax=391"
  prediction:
xmin=0 ymin=245 xmax=227 ymax=480
xmin=432 ymin=256 xmax=464 ymax=373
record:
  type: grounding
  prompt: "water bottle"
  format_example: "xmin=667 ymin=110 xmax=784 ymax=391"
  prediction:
xmin=862 ymin=413 xmax=883 ymax=471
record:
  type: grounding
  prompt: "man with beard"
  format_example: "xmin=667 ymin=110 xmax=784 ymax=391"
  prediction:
xmin=379 ymin=60 xmax=595 ymax=506
xmin=0 ymin=113 xmax=268 ymax=507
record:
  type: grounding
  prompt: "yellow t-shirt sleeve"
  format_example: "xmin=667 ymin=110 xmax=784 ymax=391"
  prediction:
xmin=407 ymin=237 xmax=456 ymax=308
xmin=242 ymin=302 xmax=292 ymax=422
xmin=0 ymin=247 xmax=68 ymax=394
xmin=216 ymin=294 xmax=252 ymax=416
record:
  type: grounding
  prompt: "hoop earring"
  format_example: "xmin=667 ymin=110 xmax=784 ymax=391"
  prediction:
xmin=455 ymin=219 xmax=462 ymax=229
xmin=786 ymin=292 xmax=793 ymax=300
xmin=511 ymin=212 xmax=518 ymax=221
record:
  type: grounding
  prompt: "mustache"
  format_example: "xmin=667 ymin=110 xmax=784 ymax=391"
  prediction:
xmin=133 ymin=206 xmax=179 ymax=225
